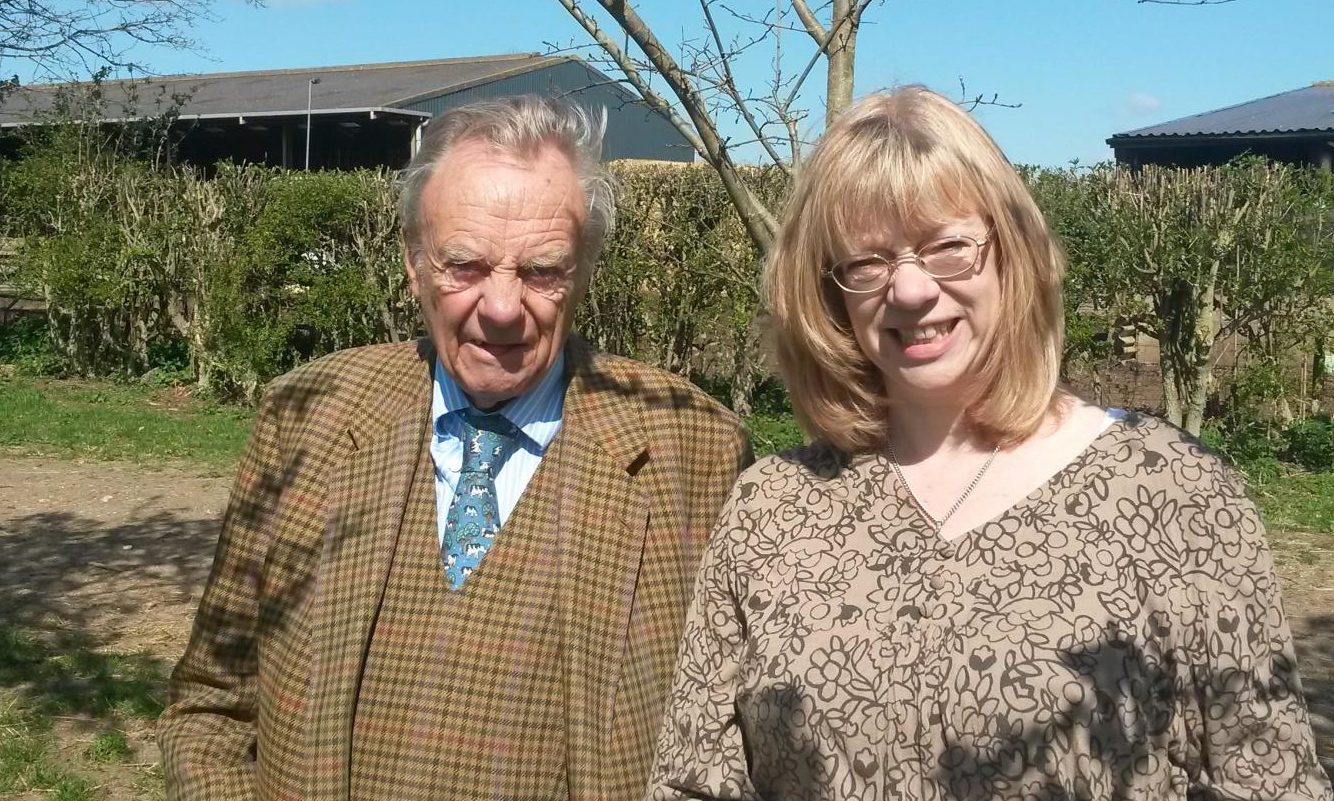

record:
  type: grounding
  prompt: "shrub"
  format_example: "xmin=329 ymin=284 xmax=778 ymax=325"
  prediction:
xmin=1199 ymin=421 xmax=1283 ymax=481
xmin=3 ymin=138 xmax=1332 ymax=430
xmin=0 ymin=316 xmax=63 ymax=375
xmin=1285 ymin=416 xmax=1334 ymax=473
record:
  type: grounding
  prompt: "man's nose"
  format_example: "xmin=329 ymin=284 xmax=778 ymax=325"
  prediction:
xmin=475 ymin=272 xmax=525 ymax=328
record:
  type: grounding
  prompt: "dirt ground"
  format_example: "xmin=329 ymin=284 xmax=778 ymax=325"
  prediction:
xmin=0 ymin=454 xmax=1332 ymax=795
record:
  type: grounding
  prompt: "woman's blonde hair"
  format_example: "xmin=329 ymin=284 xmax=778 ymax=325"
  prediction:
xmin=766 ymin=85 xmax=1065 ymax=453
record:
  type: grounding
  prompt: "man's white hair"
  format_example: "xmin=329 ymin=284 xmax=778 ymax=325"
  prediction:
xmin=397 ymin=95 xmax=616 ymax=274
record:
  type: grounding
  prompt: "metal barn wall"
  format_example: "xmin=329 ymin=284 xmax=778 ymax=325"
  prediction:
xmin=402 ymin=60 xmax=693 ymax=162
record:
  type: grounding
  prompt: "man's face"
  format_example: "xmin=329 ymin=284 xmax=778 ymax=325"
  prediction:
xmin=406 ymin=139 xmax=588 ymax=410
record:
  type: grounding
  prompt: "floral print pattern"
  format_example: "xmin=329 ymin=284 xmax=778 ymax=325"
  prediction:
xmin=648 ymin=414 xmax=1332 ymax=800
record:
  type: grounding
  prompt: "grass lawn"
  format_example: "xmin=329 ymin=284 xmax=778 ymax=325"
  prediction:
xmin=0 ymin=376 xmax=252 ymax=473
xmin=0 ymin=627 xmax=167 ymax=801
xmin=1251 ymin=471 xmax=1334 ymax=536
xmin=4 ymin=373 xmax=1333 ymax=529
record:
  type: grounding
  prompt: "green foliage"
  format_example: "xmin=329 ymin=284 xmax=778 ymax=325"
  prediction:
xmin=579 ymin=162 xmax=788 ymax=412
xmin=1045 ymin=158 xmax=1334 ymax=434
xmin=0 ymin=316 xmax=64 ymax=375
xmin=3 ymin=134 xmax=1333 ymax=429
xmin=745 ymin=413 xmax=805 ymax=457
xmin=1285 ymin=416 xmax=1334 ymax=473
xmin=87 ymin=730 xmax=132 ymax=763
xmin=1200 ymin=421 xmax=1284 ymax=481
xmin=203 ymin=168 xmax=410 ymax=399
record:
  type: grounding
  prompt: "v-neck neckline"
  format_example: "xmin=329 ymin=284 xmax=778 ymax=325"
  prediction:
xmin=871 ymin=414 xmax=1135 ymax=553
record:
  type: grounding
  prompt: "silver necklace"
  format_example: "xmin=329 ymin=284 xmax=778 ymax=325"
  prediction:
xmin=886 ymin=438 xmax=1000 ymax=534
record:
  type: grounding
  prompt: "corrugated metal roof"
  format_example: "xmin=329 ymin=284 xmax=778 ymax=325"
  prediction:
xmin=0 ymin=53 xmax=572 ymax=124
xmin=1110 ymin=83 xmax=1334 ymax=141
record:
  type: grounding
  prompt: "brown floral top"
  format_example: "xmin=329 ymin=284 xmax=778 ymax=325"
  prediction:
xmin=648 ymin=414 xmax=1332 ymax=801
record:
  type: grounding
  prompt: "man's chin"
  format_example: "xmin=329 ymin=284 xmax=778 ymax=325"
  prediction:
xmin=457 ymin=366 xmax=541 ymax=409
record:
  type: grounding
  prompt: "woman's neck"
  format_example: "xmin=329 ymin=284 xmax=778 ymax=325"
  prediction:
xmin=885 ymin=400 xmax=982 ymax=464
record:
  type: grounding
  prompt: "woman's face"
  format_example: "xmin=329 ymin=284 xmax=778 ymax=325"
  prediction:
xmin=837 ymin=211 xmax=1000 ymax=406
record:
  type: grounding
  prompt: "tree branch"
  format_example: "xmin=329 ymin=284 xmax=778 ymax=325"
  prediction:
xmin=790 ymin=0 xmax=830 ymax=46
xmin=1 ymin=0 xmax=250 ymax=81
xmin=573 ymin=0 xmax=778 ymax=250
xmin=551 ymin=0 xmax=711 ymax=161
xmin=699 ymin=0 xmax=789 ymax=171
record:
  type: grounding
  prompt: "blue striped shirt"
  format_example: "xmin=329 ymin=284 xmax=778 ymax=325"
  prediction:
xmin=429 ymin=353 xmax=567 ymax=547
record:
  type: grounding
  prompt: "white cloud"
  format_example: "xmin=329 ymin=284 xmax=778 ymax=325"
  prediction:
xmin=1125 ymin=92 xmax=1163 ymax=117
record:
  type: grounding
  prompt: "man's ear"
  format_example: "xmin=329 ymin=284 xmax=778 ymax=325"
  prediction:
xmin=403 ymin=245 xmax=421 ymax=299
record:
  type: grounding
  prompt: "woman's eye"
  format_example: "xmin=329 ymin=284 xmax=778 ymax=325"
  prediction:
xmin=924 ymin=238 xmax=969 ymax=256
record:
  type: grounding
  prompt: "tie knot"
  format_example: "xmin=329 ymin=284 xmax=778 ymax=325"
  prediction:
xmin=459 ymin=411 xmax=519 ymax=476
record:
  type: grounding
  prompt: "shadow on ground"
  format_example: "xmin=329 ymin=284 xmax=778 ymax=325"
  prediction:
xmin=1294 ymin=615 xmax=1334 ymax=774
xmin=1 ymin=502 xmax=1333 ymax=783
xmin=0 ymin=508 xmax=220 ymax=726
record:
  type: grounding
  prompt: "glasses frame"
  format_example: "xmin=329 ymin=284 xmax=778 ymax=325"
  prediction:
xmin=825 ymin=227 xmax=995 ymax=294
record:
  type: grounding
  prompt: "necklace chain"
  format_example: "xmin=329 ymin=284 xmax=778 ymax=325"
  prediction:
xmin=886 ymin=439 xmax=1000 ymax=534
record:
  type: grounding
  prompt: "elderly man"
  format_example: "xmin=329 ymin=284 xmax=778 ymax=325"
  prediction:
xmin=159 ymin=95 xmax=750 ymax=801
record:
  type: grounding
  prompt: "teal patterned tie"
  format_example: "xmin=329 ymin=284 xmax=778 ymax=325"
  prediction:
xmin=441 ymin=410 xmax=519 ymax=589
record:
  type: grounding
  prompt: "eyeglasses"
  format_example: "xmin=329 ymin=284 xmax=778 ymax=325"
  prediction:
xmin=825 ymin=229 xmax=994 ymax=294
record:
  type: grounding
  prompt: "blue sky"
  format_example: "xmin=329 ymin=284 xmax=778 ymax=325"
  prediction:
xmin=31 ymin=0 xmax=1334 ymax=167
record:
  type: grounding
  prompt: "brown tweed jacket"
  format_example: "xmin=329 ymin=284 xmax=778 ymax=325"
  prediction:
xmin=158 ymin=336 xmax=750 ymax=801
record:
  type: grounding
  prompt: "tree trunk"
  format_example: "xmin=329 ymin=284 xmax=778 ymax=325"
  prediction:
xmin=730 ymin=322 xmax=758 ymax=418
xmin=1156 ymin=270 xmax=1216 ymax=436
xmin=825 ymin=0 xmax=857 ymax=125
xmin=1160 ymin=355 xmax=1184 ymax=428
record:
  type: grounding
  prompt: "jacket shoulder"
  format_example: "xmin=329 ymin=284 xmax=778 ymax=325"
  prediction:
xmin=589 ymin=350 xmax=742 ymax=436
xmin=261 ymin=341 xmax=428 ymax=425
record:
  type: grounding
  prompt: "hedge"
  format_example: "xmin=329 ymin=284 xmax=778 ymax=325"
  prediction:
xmin=2 ymin=134 xmax=1332 ymax=436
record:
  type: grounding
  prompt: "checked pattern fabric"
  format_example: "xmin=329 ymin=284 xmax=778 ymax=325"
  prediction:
xmin=158 ymin=338 xmax=753 ymax=801
xmin=441 ymin=410 xmax=520 ymax=589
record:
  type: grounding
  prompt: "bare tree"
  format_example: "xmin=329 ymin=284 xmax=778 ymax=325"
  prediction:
xmin=557 ymin=1 xmax=1242 ymax=256
xmin=554 ymin=0 xmax=890 ymax=254
xmin=0 ymin=0 xmax=254 ymax=86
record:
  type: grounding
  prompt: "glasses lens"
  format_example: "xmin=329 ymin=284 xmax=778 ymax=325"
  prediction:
xmin=919 ymin=236 xmax=979 ymax=278
xmin=834 ymin=256 xmax=890 ymax=292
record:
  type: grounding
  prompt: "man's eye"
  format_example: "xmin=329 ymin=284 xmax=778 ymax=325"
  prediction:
xmin=444 ymin=261 xmax=487 ymax=279
xmin=521 ymin=265 xmax=569 ymax=288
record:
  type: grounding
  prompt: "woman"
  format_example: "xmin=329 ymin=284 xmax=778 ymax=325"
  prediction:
xmin=647 ymin=86 xmax=1331 ymax=801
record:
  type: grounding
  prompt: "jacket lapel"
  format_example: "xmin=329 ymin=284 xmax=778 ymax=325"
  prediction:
xmin=305 ymin=344 xmax=434 ymax=800
xmin=558 ymin=338 xmax=652 ymax=800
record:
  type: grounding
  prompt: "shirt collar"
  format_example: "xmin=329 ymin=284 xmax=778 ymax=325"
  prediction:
xmin=432 ymin=350 xmax=567 ymax=451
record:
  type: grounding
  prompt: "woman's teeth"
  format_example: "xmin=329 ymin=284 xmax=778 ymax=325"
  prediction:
xmin=899 ymin=322 xmax=953 ymax=345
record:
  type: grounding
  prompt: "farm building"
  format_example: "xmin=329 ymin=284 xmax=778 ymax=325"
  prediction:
xmin=1108 ymin=82 xmax=1334 ymax=169
xmin=0 ymin=53 xmax=693 ymax=170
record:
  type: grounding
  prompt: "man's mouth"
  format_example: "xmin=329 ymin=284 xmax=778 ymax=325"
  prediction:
xmin=472 ymin=342 xmax=526 ymax=358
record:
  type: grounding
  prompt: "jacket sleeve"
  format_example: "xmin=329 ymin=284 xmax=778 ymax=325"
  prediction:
xmin=647 ymin=477 xmax=762 ymax=801
xmin=1177 ymin=464 xmax=1333 ymax=801
xmin=158 ymin=391 xmax=284 ymax=801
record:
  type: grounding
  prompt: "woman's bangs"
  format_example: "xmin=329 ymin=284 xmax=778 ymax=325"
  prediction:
xmin=815 ymin=140 xmax=987 ymax=260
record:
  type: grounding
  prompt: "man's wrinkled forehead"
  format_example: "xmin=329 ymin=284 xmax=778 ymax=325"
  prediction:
xmin=415 ymin=142 xmax=587 ymax=255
